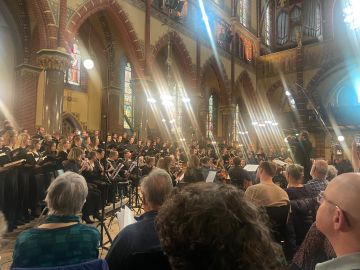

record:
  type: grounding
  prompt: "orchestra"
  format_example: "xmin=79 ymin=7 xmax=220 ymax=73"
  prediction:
xmin=0 ymin=125 xmax=293 ymax=232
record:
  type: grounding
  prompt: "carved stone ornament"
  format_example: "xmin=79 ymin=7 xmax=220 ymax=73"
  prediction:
xmin=37 ymin=49 xmax=72 ymax=71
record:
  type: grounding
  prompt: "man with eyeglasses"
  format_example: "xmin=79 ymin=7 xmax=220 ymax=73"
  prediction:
xmin=315 ymin=173 xmax=360 ymax=270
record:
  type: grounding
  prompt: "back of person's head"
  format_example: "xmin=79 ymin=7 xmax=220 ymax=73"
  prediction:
xmin=45 ymin=172 xmax=88 ymax=216
xmin=233 ymin=156 xmax=241 ymax=166
xmin=67 ymin=147 xmax=83 ymax=161
xmin=286 ymin=164 xmax=304 ymax=182
xmin=156 ymin=183 xmax=284 ymax=270
xmin=109 ymin=150 xmax=118 ymax=159
xmin=157 ymin=157 xmax=165 ymax=169
xmin=326 ymin=165 xmax=338 ymax=181
xmin=258 ymin=161 xmax=277 ymax=177
xmin=163 ymin=156 xmax=173 ymax=171
xmin=200 ymin=156 xmax=210 ymax=166
xmin=311 ymin=159 xmax=328 ymax=180
xmin=188 ymin=155 xmax=200 ymax=169
xmin=141 ymin=168 xmax=173 ymax=208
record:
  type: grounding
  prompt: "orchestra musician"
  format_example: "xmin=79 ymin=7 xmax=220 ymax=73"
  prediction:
xmin=183 ymin=155 xmax=204 ymax=183
xmin=63 ymin=147 xmax=101 ymax=224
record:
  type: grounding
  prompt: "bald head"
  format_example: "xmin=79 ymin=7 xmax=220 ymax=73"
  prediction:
xmin=316 ymin=172 xmax=360 ymax=256
xmin=311 ymin=160 xmax=328 ymax=180
xmin=325 ymin=173 xmax=360 ymax=225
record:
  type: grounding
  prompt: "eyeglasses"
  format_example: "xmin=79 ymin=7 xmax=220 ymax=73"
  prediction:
xmin=317 ymin=191 xmax=351 ymax=227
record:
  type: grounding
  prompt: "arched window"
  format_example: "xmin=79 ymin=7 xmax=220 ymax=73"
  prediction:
xmin=303 ymin=0 xmax=321 ymax=38
xmin=207 ymin=94 xmax=215 ymax=138
xmin=262 ymin=4 xmax=271 ymax=46
xmin=277 ymin=11 xmax=289 ymax=45
xmin=66 ymin=41 xmax=81 ymax=86
xmin=239 ymin=0 xmax=250 ymax=28
xmin=290 ymin=6 xmax=301 ymax=23
xmin=123 ymin=62 xmax=134 ymax=130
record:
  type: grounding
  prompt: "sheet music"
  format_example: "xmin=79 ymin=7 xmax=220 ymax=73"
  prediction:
xmin=243 ymin=164 xmax=259 ymax=172
xmin=116 ymin=206 xmax=136 ymax=231
xmin=206 ymin=170 xmax=217 ymax=183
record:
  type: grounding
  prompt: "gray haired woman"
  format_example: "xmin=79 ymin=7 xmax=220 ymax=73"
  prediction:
xmin=12 ymin=172 xmax=100 ymax=268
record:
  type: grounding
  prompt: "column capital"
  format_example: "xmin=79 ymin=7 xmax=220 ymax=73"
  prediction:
xmin=37 ymin=49 xmax=72 ymax=71
xmin=16 ymin=63 xmax=43 ymax=73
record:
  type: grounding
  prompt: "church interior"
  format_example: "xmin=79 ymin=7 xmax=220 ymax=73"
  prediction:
xmin=1 ymin=0 xmax=360 ymax=269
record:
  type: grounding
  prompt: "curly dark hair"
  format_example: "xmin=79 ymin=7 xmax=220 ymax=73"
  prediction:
xmin=155 ymin=183 xmax=285 ymax=270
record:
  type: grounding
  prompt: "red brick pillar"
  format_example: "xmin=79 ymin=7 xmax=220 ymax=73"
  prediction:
xmin=37 ymin=49 xmax=72 ymax=134
xmin=314 ymin=131 xmax=326 ymax=158
xmin=13 ymin=64 xmax=42 ymax=134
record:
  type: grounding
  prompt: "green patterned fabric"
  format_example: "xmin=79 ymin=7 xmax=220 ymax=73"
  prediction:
xmin=12 ymin=216 xmax=100 ymax=268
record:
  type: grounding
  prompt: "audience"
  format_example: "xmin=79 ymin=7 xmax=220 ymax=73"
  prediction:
xmin=244 ymin=161 xmax=289 ymax=207
xmin=106 ymin=168 xmax=173 ymax=270
xmin=155 ymin=183 xmax=285 ymax=270
xmin=315 ymin=173 xmax=360 ymax=269
xmin=12 ymin=172 xmax=100 ymax=268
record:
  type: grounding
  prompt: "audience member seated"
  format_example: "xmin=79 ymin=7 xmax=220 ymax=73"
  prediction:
xmin=11 ymin=172 xmax=100 ymax=268
xmin=304 ymin=160 xmax=328 ymax=197
xmin=315 ymin=173 xmax=360 ymax=269
xmin=228 ymin=156 xmax=251 ymax=190
xmin=155 ymin=183 xmax=285 ymax=270
xmin=326 ymin=165 xmax=338 ymax=181
xmin=183 ymin=155 xmax=204 ymax=183
xmin=106 ymin=168 xmax=173 ymax=270
xmin=244 ymin=161 xmax=289 ymax=207
xmin=290 ymin=222 xmax=335 ymax=270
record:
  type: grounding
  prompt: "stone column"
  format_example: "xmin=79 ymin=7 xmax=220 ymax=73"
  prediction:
xmin=13 ymin=64 xmax=42 ymax=134
xmin=132 ymin=77 xmax=149 ymax=140
xmin=106 ymin=86 xmax=122 ymax=134
xmin=219 ymin=105 xmax=236 ymax=144
xmin=37 ymin=49 xmax=71 ymax=134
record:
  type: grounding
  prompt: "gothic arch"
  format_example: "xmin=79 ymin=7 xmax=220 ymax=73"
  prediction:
xmin=65 ymin=0 xmax=145 ymax=76
xmin=152 ymin=31 xmax=196 ymax=89
xmin=62 ymin=112 xmax=82 ymax=133
xmin=34 ymin=0 xmax=56 ymax=49
xmin=200 ymin=56 xmax=230 ymax=104
xmin=235 ymin=71 xmax=255 ymax=100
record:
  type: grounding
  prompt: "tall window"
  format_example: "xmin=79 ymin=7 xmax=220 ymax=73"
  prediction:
xmin=262 ymin=4 xmax=271 ymax=46
xmin=239 ymin=0 xmax=250 ymax=28
xmin=343 ymin=0 xmax=360 ymax=30
xmin=277 ymin=12 xmax=289 ymax=45
xmin=207 ymin=95 xmax=215 ymax=138
xmin=234 ymin=104 xmax=240 ymax=142
xmin=303 ymin=0 xmax=321 ymax=38
xmin=123 ymin=62 xmax=134 ymax=130
xmin=66 ymin=41 xmax=81 ymax=86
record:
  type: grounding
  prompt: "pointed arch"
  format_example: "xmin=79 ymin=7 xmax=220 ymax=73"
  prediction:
xmin=152 ymin=31 xmax=196 ymax=89
xmin=200 ymin=56 xmax=230 ymax=105
xmin=65 ymin=0 xmax=145 ymax=77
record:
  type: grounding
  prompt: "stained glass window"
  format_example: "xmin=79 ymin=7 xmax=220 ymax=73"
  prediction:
xmin=123 ymin=62 xmax=134 ymax=130
xmin=66 ymin=41 xmax=81 ymax=86
xmin=239 ymin=0 xmax=250 ymax=28
xmin=207 ymin=95 xmax=214 ymax=138
xmin=235 ymin=104 xmax=240 ymax=142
